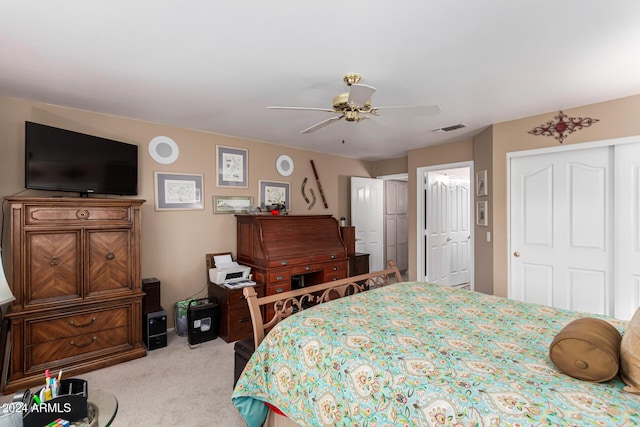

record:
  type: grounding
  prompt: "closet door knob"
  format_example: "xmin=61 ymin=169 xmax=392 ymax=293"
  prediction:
xmin=513 ymin=251 xmax=520 ymax=258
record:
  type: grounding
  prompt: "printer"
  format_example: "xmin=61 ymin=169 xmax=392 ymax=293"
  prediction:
xmin=209 ymin=254 xmax=251 ymax=285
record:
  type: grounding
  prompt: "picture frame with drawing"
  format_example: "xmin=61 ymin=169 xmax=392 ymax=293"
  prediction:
xmin=476 ymin=170 xmax=488 ymax=196
xmin=155 ymin=172 xmax=204 ymax=211
xmin=216 ymin=145 xmax=248 ymax=188
xmin=476 ymin=200 xmax=488 ymax=226
xmin=213 ymin=195 xmax=254 ymax=214
xmin=259 ymin=180 xmax=290 ymax=210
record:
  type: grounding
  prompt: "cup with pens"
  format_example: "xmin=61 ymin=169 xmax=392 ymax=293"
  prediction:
xmin=20 ymin=371 xmax=89 ymax=427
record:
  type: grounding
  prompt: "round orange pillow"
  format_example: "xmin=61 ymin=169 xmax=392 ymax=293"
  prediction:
xmin=549 ymin=317 xmax=621 ymax=382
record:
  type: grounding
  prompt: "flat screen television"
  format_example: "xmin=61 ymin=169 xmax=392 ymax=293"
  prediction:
xmin=25 ymin=122 xmax=138 ymax=196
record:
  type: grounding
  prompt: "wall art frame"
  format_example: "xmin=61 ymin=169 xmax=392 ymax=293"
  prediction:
xmin=154 ymin=172 xmax=204 ymax=211
xmin=259 ymin=180 xmax=290 ymax=210
xmin=476 ymin=170 xmax=488 ymax=196
xmin=216 ymin=145 xmax=248 ymax=188
xmin=213 ymin=195 xmax=254 ymax=214
xmin=476 ymin=200 xmax=488 ymax=226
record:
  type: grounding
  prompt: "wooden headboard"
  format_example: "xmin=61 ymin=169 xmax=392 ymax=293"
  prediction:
xmin=243 ymin=260 xmax=403 ymax=348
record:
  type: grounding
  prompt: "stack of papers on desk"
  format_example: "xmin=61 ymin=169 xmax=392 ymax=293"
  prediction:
xmin=224 ymin=280 xmax=256 ymax=289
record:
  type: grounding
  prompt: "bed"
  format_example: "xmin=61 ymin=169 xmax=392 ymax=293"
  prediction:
xmin=232 ymin=264 xmax=640 ymax=426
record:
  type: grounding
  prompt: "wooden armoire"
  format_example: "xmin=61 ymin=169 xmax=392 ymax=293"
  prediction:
xmin=2 ymin=197 xmax=147 ymax=394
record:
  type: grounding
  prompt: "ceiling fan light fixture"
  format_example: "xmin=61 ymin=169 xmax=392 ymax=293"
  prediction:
xmin=269 ymin=73 xmax=440 ymax=133
xmin=343 ymin=73 xmax=361 ymax=86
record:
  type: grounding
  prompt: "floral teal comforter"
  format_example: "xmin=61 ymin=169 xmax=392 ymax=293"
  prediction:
xmin=232 ymin=282 xmax=640 ymax=426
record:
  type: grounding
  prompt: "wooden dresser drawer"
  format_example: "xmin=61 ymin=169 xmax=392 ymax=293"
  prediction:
xmin=29 ymin=307 xmax=129 ymax=343
xmin=25 ymin=205 xmax=132 ymax=226
xmin=29 ymin=326 xmax=130 ymax=368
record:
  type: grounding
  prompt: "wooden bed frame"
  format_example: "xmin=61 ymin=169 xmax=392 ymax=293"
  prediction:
xmin=242 ymin=261 xmax=403 ymax=348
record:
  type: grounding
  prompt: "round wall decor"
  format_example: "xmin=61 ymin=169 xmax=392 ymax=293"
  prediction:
xmin=276 ymin=155 xmax=294 ymax=176
xmin=148 ymin=136 xmax=179 ymax=164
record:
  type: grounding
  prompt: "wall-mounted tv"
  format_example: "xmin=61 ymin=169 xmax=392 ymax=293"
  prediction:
xmin=25 ymin=122 xmax=138 ymax=196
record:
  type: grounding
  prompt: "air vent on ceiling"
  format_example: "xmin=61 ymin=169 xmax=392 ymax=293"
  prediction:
xmin=433 ymin=123 xmax=467 ymax=133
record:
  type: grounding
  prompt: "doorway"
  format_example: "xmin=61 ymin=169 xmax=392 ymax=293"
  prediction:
xmin=417 ymin=162 xmax=474 ymax=288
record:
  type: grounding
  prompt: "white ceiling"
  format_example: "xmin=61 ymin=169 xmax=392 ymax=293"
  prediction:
xmin=2 ymin=1 xmax=640 ymax=161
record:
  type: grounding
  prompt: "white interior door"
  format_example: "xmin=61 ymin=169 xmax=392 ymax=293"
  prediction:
xmin=510 ymin=146 xmax=613 ymax=315
xmin=351 ymin=177 xmax=384 ymax=271
xmin=614 ymin=143 xmax=640 ymax=320
xmin=425 ymin=172 xmax=471 ymax=286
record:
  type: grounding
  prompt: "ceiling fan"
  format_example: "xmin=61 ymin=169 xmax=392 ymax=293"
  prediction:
xmin=268 ymin=73 xmax=441 ymax=134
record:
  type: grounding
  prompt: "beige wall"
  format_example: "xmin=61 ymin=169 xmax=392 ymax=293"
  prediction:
xmin=490 ymin=94 xmax=640 ymax=297
xmin=0 ymin=96 xmax=372 ymax=326
xmin=369 ymin=156 xmax=408 ymax=177
xmin=472 ymin=126 xmax=493 ymax=294
xmin=4 ymin=92 xmax=639 ymax=314
xmin=406 ymin=138 xmax=474 ymax=280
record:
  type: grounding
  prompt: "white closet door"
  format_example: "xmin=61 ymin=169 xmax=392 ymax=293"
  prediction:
xmin=615 ymin=143 xmax=640 ymax=320
xmin=510 ymin=146 xmax=613 ymax=315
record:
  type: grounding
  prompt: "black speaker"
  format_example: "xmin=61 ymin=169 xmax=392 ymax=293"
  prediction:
xmin=143 ymin=309 xmax=167 ymax=351
xmin=142 ymin=278 xmax=162 ymax=314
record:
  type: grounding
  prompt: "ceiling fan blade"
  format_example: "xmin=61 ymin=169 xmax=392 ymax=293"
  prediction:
xmin=371 ymin=105 xmax=441 ymax=115
xmin=348 ymin=84 xmax=376 ymax=108
xmin=268 ymin=106 xmax=336 ymax=113
xmin=300 ymin=115 xmax=344 ymax=134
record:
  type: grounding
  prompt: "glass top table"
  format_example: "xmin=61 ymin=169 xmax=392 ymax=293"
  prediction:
xmin=86 ymin=389 xmax=118 ymax=427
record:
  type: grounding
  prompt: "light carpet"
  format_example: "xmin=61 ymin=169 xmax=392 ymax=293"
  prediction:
xmin=1 ymin=332 xmax=247 ymax=426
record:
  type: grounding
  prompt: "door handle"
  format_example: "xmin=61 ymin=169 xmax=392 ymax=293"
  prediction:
xmin=513 ymin=251 xmax=520 ymax=257
xmin=446 ymin=237 xmax=452 ymax=242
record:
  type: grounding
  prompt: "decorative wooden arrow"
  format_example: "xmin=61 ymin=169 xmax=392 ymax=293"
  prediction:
xmin=310 ymin=160 xmax=328 ymax=208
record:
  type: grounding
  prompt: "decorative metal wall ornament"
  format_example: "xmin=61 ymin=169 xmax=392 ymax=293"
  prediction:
xmin=528 ymin=110 xmax=599 ymax=143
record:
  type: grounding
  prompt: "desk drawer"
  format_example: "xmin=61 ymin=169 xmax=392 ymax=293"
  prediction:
xmin=29 ymin=326 xmax=129 ymax=367
xmin=228 ymin=306 xmax=254 ymax=339
xmin=324 ymin=261 xmax=348 ymax=276
xmin=267 ymin=282 xmax=290 ymax=296
xmin=29 ymin=307 xmax=128 ymax=343
xmin=227 ymin=285 xmax=264 ymax=309
xmin=269 ymin=270 xmax=290 ymax=283
xmin=291 ymin=263 xmax=324 ymax=275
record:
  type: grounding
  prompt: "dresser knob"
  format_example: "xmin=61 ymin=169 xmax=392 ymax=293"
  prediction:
xmin=49 ymin=257 xmax=61 ymax=266
xmin=105 ymin=252 xmax=115 ymax=261
xmin=280 ymin=260 xmax=288 ymax=265
xmin=76 ymin=209 xmax=90 ymax=219
xmin=305 ymin=266 xmax=311 ymax=270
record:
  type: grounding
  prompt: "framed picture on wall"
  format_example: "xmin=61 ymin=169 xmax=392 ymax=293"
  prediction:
xmin=259 ymin=180 xmax=290 ymax=210
xmin=154 ymin=172 xmax=204 ymax=211
xmin=213 ymin=195 xmax=253 ymax=214
xmin=476 ymin=201 xmax=488 ymax=226
xmin=476 ymin=170 xmax=488 ymax=196
xmin=216 ymin=145 xmax=248 ymax=188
